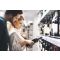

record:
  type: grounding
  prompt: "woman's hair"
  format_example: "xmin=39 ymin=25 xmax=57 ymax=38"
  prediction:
xmin=5 ymin=10 xmax=23 ymax=24
xmin=5 ymin=10 xmax=23 ymax=17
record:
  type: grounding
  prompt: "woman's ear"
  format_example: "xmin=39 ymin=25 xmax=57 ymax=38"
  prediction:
xmin=12 ymin=20 xmax=16 ymax=26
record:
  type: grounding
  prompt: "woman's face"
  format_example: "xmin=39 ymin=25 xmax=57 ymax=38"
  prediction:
xmin=12 ymin=14 xmax=24 ymax=29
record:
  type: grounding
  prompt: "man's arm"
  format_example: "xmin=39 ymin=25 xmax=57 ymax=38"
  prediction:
xmin=0 ymin=20 xmax=9 ymax=50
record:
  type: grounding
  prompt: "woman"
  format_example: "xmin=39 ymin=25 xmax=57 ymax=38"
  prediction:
xmin=7 ymin=11 xmax=34 ymax=51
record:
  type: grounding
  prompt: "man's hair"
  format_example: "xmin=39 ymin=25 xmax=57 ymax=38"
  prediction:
xmin=5 ymin=10 xmax=23 ymax=17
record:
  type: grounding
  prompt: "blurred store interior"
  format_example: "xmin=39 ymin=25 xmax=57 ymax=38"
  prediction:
xmin=0 ymin=10 xmax=60 ymax=51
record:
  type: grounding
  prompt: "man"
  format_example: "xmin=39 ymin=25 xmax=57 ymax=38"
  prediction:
xmin=0 ymin=10 xmax=33 ymax=51
xmin=0 ymin=12 xmax=9 ymax=51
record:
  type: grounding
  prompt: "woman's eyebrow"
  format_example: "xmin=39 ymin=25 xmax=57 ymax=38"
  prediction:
xmin=20 ymin=16 xmax=24 ymax=20
xmin=16 ymin=15 xmax=24 ymax=20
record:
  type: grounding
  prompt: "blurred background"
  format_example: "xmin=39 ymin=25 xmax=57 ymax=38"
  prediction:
xmin=0 ymin=10 xmax=60 ymax=51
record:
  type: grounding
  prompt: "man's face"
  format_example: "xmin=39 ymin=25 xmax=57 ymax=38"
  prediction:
xmin=12 ymin=14 xmax=24 ymax=29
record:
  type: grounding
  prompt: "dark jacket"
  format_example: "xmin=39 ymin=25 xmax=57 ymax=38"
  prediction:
xmin=0 ymin=17 xmax=9 ymax=51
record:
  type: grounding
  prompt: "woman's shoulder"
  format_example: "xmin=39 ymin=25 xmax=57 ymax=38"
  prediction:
xmin=9 ymin=27 xmax=16 ymax=35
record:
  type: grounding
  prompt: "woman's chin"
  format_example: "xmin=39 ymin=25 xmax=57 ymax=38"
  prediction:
xmin=17 ymin=26 xmax=21 ymax=29
xmin=15 ymin=25 xmax=22 ymax=29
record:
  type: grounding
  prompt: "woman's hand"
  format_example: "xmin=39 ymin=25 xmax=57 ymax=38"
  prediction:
xmin=26 ymin=40 xmax=34 ymax=45
xmin=17 ymin=39 xmax=34 ymax=47
xmin=26 ymin=40 xmax=34 ymax=47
